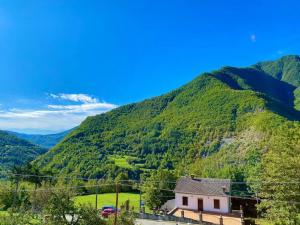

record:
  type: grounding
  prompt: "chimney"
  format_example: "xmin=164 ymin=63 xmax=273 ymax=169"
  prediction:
xmin=222 ymin=186 xmax=226 ymax=193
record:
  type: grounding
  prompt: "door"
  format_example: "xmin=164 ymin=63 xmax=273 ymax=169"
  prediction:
xmin=198 ymin=198 xmax=203 ymax=211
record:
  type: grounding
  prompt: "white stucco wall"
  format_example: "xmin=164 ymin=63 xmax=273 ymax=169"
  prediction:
xmin=175 ymin=193 xmax=230 ymax=213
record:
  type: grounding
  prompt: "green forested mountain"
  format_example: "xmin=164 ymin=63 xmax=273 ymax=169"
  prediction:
xmin=253 ymin=55 xmax=300 ymax=86
xmin=9 ymin=129 xmax=72 ymax=149
xmin=253 ymin=55 xmax=300 ymax=110
xmin=35 ymin=55 xmax=300 ymax=186
xmin=0 ymin=130 xmax=47 ymax=175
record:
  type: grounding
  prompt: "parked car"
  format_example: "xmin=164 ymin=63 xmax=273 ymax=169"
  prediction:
xmin=101 ymin=205 xmax=116 ymax=211
xmin=101 ymin=208 xmax=116 ymax=218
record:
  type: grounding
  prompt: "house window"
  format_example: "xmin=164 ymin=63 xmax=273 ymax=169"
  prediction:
xmin=182 ymin=196 xmax=188 ymax=206
xmin=214 ymin=199 xmax=220 ymax=209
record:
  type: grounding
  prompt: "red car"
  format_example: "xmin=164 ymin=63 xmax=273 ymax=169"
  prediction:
xmin=101 ymin=208 xmax=116 ymax=218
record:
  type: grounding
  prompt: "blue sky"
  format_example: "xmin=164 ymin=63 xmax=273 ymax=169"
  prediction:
xmin=0 ymin=0 xmax=299 ymax=134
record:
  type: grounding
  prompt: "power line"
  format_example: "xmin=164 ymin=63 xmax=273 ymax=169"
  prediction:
xmin=4 ymin=181 xmax=300 ymax=206
xmin=0 ymin=183 xmax=114 ymax=193
xmin=5 ymin=174 xmax=300 ymax=185
xmin=6 ymin=173 xmax=101 ymax=181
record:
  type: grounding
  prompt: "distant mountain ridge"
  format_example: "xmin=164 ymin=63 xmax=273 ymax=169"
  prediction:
xmin=0 ymin=130 xmax=47 ymax=175
xmin=9 ymin=129 xmax=72 ymax=149
xmin=34 ymin=55 xmax=300 ymax=181
xmin=253 ymin=55 xmax=300 ymax=86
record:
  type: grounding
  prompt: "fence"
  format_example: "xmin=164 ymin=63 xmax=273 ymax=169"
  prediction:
xmin=136 ymin=212 xmax=214 ymax=225
xmin=169 ymin=209 xmax=244 ymax=225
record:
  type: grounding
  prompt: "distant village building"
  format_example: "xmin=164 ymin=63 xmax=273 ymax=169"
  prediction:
xmin=173 ymin=176 xmax=231 ymax=213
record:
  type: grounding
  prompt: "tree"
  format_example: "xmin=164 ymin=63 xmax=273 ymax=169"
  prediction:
xmin=0 ymin=182 xmax=30 ymax=211
xmin=115 ymin=172 xmax=132 ymax=193
xmin=9 ymin=165 xmax=26 ymax=209
xmin=22 ymin=164 xmax=45 ymax=190
xmin=77 ymin=205 xmax=106 ymax=225
xmin=0 ymin=184 xmax=14 ymax=210
xmin=45 ymin=188 xmax=79 ymax=225
xmin=258 ymin=125 xmax=300 ymax=224
xmin=141 ymin=169 xmax=177 ymax=210
xmin=20 ymin=163 xmax=47 ymax=213
xmin=30 ymin=184 xmax=52 ymax=213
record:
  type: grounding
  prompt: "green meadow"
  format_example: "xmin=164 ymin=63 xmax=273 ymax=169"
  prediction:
xmin=73 ymin=192 xmax=150 ymax=213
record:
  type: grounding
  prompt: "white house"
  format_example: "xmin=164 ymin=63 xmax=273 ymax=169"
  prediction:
xmin=173 ymin=176 xmax=231 ymax=214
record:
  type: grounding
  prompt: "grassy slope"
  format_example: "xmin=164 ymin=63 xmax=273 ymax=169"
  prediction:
xmin=108 ymin=155 xmax=140 ymax=169
xmin=0 ymin=211 xmax=8 ymax=217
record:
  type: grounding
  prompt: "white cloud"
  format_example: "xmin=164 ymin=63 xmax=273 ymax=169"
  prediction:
xmin=49 ymin=93 xmax=98 ymax=103
xmin=250 ymin=34 xmax=256 ymax=42
xmin=277 ymin=50 xmax=284 ymax=55
xmin=0 ymin=94 xmax=118 ymax=134
xmin=48 ymin=102 xmax=116 ymax=111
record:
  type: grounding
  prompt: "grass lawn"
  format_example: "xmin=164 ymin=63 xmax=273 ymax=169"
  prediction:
xmin=108 ymin=155 xmax=136 ymax=169
xmin=0 ymin=211 xmax=8 ymax=217
xmin=74 ymin=192 xmax=150 ymax=213
xmin=108 ymin=155 xmax=150 ymax=171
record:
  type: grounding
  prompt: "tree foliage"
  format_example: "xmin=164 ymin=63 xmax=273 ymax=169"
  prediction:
xmin=257 ymin=125 xmax=300 ymax=224
xmin=141 ymin=169 xmax=177 ymax=210
xmin=0 ymin=131 xmax=46 ymax=175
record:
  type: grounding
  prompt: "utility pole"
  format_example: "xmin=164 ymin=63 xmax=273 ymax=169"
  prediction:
xmin=139 ymin=181 xmax=142 ymax=213
xmin=13 ymin=175 xmax=20 ymax=209
xmin=114 ymin=182 xmax=120 ymax=225
xmin=95 ymin=179 xmax=99 ymax=210
xmin=255 ymin=192 xmax=259 ymax=219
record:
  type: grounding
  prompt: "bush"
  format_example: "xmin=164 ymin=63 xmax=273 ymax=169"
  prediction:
xmin=0 ymin=184 xmax=14 ymax=210
xmin=0 ymin=210 xmax=42 ymax=225
xmin=45 ymin=188 xmax=78 ymax=225
xmin=77 ymin=205 xmax=106 ymax=225
xmin=107 ymin=212 xmax=135 ymax=225
xmin=0 ymin=185 xmax=30 ymax=211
